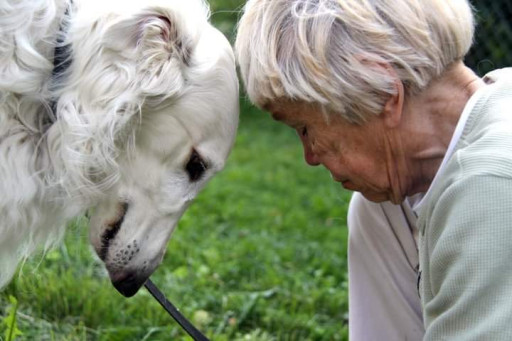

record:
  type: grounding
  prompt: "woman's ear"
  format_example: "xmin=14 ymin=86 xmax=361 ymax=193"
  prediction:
xmin=382 ymin=77 xmax=404 ymax=129
xmin=357 ymin=57 xmax=405 ymax=128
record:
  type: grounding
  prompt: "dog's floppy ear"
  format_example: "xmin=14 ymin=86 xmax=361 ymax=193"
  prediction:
xmin=50 ymin=4 xmax=208 ymax=194
xmin=103 ymin=6 xmax=204 ymax=102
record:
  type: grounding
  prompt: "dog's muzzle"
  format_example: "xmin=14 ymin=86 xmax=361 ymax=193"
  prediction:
xmin=111 ymin=270 xmax=149 ymax=297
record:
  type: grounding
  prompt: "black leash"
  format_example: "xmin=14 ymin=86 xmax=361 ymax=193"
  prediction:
xmin=144 ymin=279 xmax=210 ymax=341
xmin=49 ymin=0 xmax=73 ymax=122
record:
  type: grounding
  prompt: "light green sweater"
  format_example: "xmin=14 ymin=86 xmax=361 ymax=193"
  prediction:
xmin=418 ymin=68 xmax=512 ymax=340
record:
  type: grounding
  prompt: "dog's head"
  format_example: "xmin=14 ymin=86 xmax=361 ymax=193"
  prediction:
xmin=57 ymin=0 xmax=238 ymax=296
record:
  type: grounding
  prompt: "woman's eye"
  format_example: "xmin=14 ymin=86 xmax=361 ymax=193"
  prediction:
xmin=186 ymin=150 xmax=207 ymax=182
xmin=301 ymin=127 xmax=308 ymax=137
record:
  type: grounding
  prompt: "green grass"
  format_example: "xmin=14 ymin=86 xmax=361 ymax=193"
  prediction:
xmin=0 ymin=99 xmax=352 ymax=340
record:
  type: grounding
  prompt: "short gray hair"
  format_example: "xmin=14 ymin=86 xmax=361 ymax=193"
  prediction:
xmin=235 ymin=0 xmax=475 ymax=123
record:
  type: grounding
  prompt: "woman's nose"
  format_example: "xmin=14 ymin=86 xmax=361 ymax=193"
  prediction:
xmin=304 ymin=148 xmax=320 ymax=166
xmin=298 ymin=134 xmax=320 ymax=166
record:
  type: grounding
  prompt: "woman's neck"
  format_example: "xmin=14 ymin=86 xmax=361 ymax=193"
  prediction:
xmin=401 ymin=61 xmax=485 ymax=194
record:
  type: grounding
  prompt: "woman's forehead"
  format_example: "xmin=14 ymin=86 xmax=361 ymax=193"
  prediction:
xmin=265 ymin=98 xmax=314 ymax=113
xmin=265 ymin=99 xmax=305 ymax=121
xmin=265 ymin=99 xmax=329 ymax=127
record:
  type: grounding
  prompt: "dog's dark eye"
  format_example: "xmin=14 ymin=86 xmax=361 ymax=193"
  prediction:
xmin=186 ymin=150 xmax=207 ymax=182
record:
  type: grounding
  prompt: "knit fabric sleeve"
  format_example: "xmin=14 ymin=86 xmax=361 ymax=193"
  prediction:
xmin=423 ymin=174 xmax=512 ymax=340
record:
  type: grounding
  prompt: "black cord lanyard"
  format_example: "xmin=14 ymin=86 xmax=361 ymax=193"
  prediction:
xmin=50 ymin=0 xmax=73 ymax=121
xmin=145 ymin=279 xmax=210 ymax=341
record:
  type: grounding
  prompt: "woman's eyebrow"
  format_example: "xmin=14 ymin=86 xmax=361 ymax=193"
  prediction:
xmin=263 ymin=104 xmax=284 ymax=122
xmin=271 ymin=112 xmax=284 ymax=122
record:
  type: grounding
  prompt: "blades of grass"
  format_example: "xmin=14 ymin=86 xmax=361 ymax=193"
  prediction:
xmin=3 ymin=296 xmax=22 ymax=341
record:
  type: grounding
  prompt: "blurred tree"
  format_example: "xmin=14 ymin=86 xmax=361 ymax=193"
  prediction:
xmin=466 ymin=0 xmax=512 ymax=75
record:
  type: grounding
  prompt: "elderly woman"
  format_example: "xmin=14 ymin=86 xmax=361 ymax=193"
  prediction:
xmin=236 ymin=0 xmax=512 ymax=340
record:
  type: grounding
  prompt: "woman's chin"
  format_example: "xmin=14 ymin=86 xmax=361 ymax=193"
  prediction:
xmin=360 ymin=190 xmax=392 ymax=204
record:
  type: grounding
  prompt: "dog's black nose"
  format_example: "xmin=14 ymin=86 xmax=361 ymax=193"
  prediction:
xmin=111 ymin=272 xmax=147 ymax=297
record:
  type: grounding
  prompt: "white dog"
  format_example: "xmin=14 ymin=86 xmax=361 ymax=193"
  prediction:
xmin=0 ymin=0 xmax=238 ymax=296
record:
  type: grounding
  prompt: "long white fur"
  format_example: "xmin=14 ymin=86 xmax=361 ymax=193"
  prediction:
xmin=0 ymin=0 xmax=239 ymax=289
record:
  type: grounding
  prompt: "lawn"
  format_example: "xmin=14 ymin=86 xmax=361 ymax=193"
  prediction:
xmin=0 ymin=98 xmax=351 ymax=340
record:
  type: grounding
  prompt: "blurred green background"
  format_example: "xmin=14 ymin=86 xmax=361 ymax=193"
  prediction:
xmin=465 ymin=0 xmax=512 ymax=75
